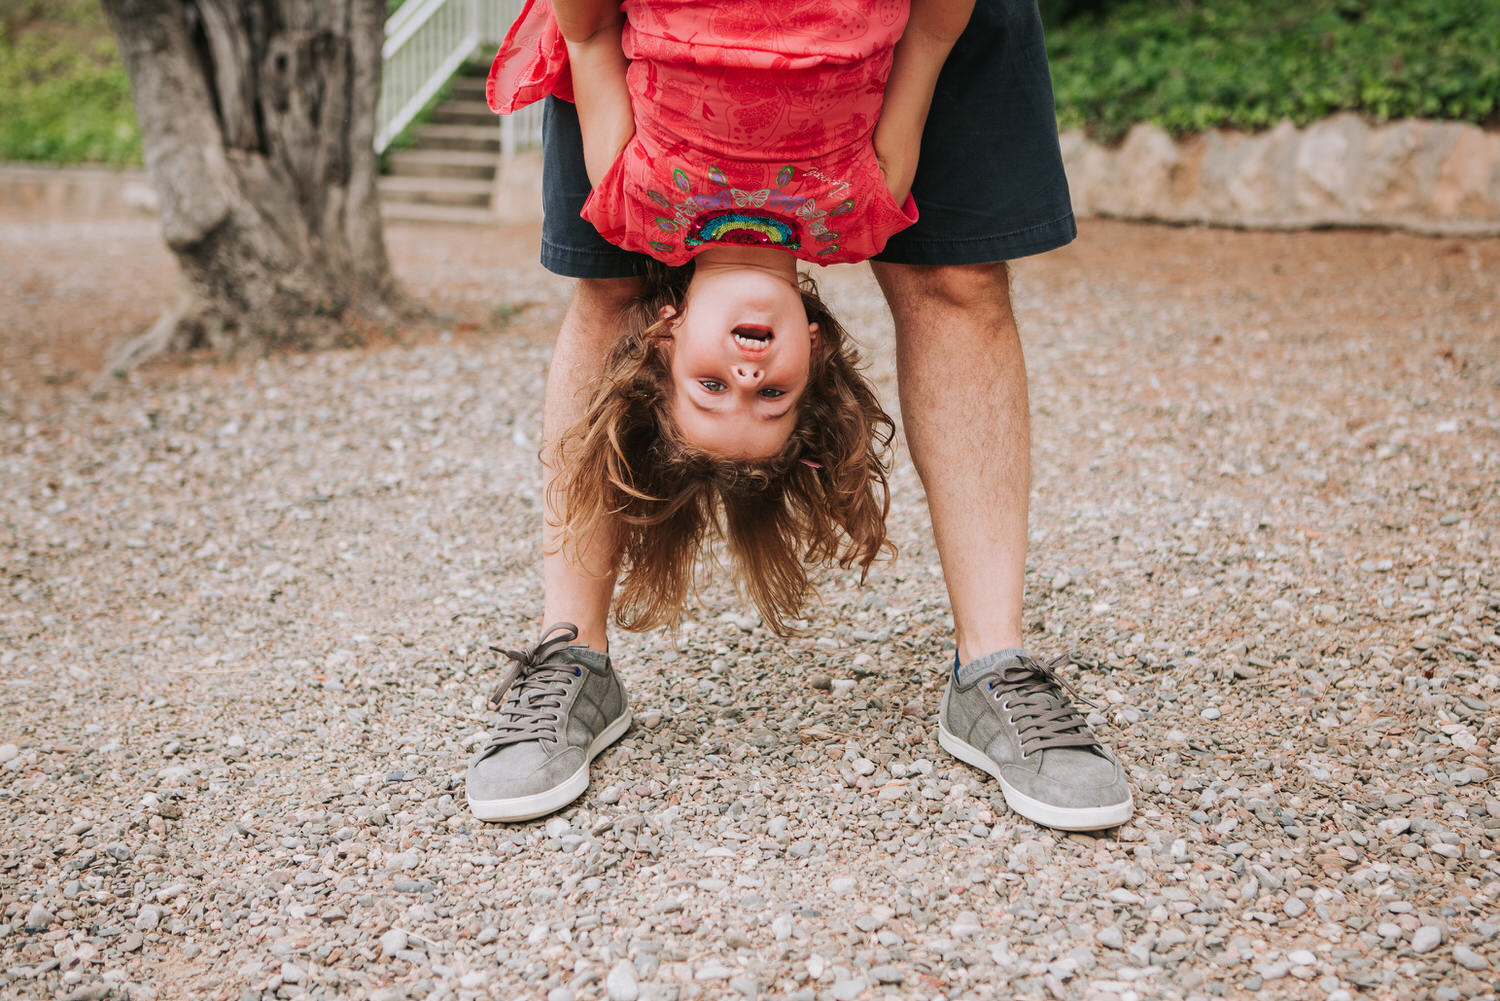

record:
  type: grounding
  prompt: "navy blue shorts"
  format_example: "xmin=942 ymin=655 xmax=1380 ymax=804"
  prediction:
xmin=538 ymin=0 xmax=1076 ymax=279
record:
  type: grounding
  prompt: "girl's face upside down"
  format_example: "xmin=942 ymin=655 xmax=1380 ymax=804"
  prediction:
xmin=661 ymin=248 xmax=820 ymax=460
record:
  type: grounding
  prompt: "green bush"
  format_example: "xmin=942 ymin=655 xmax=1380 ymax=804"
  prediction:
xmin=0 ymin=7 xmax=141 ymax=165
xmin=1047 ymin=0 xmax=1500 ymax=143
xmin=4 ymin=0 xmax=1497 ymax=165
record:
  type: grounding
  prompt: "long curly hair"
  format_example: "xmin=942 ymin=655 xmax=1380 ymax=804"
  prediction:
xmin=550 ymin=264 xmax=895 ymax=635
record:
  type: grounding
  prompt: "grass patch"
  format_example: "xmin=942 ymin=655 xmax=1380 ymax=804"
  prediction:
xmin=0 ymin=1 xmax=141 ymax=165
xmin=1047 ymin=0 xmax=1500 ymax=143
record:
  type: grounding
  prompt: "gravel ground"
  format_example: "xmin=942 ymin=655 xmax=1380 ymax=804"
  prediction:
xmin=1 ymin=214 xmax=1497 ymax=1001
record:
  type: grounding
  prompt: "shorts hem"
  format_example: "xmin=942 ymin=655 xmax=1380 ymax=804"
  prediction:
xmin=540 ymin=238 xmax=649 ymax=280
xmin=873 ymin=210 xmax=1078 ymax=266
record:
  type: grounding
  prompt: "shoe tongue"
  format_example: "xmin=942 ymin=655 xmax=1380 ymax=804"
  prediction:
xmin=956 ymin=648 xmax=1028 ymax=688
xmin=539 ymin=645 xmax=608 ymax=673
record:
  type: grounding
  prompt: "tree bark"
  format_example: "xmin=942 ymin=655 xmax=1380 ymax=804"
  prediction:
xmin=98 ymin=0 xmax=408 ymax=374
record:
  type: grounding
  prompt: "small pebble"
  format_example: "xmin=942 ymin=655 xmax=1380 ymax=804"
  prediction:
xmin=25 ymin=904 xmax=55 ymax=930
xmin=951 ymin=912 xmax=982 ymax=938
xmin=830 ymin=978 xmax=864 ymax=1001
xmin=606 ymin=959 xmax=639 ymax=1001
xmin=1411 ymin=926 xmax=1443 ymax=954
xmin=61 ymin=986 xmax=112 ymax=1001
xmin=1453 ymin=945 xmax=1488 ymax=971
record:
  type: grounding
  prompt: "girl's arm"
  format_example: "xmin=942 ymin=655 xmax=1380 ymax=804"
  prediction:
xmin=874 ymin=0 xmax=976 ymax=204
xmin=553 ymin=0 xmax=634 ymax=188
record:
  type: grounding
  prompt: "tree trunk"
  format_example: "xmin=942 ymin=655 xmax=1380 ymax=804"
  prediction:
xmin=99 ymin=0 xmax=409 ymax=373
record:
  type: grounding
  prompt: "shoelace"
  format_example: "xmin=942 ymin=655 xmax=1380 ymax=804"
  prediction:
xmin=479 ymin=622 xmax=586 ymax=750
xmin=987 ymin=654 xmax=1103 ymax=758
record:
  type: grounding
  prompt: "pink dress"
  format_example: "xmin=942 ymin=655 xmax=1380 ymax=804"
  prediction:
xmin=488 ymin=0 xmax=918 ymax=266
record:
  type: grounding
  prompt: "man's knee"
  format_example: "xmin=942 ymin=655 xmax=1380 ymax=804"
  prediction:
xmin=559 ymin=276 xmax=645 ymax=352
xmin=872 ymin=261 xmax=1012 ymax=314
xmin=571 ymin=276 xmax=645 ymax=316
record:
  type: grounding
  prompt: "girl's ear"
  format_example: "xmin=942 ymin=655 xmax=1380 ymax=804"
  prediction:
xmin=808 ymin=320 xmax=820 ymax=348
xmin=658 ymin=304 xmax=679 ymax=324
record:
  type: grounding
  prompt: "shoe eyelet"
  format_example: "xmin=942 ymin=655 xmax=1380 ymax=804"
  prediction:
xmin=575 ymin=667 xmax=582 ymax=677
xmin=987 ymin=680 xmax=996 ymax=691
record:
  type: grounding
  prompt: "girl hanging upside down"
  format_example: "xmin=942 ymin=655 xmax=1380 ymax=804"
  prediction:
xmin=488 ymin=0 xmax=973 ymax=633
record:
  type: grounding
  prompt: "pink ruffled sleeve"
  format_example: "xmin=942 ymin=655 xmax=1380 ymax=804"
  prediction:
xmin=486 ymin=0 xmax=574 ymax=114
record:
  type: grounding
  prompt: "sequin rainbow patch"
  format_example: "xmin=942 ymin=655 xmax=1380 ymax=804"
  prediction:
xmin=684 ymin=211 xmax=800 ymax=250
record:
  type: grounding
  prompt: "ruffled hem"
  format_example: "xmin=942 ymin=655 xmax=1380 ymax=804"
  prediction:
xmin=581 ymin=138 xmax=919 ymax=268
xmin=486 ymin=0 xmax=573 ymax=115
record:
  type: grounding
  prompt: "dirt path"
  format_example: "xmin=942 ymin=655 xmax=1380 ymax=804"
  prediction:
xmin=2 ymin=213 xmax=1494 ymax=404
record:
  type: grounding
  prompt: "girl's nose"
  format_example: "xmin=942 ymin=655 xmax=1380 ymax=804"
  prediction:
xmin=732 ymin=364 xmax=763 ymax=384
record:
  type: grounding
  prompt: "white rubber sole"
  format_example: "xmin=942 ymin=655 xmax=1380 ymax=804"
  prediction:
xmin=467 ymin=710 xmax=632 ymax=823
xmin=938 ymin=724 xmax=1134 ymax=832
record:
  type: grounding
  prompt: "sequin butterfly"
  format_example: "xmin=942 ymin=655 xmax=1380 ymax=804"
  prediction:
xmin=731 ymin=189 xmax=771 ymax=208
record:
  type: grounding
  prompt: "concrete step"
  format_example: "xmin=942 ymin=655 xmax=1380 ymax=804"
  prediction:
xmin=411 ymin=123 xmax=500 ymax=154
xmin=380 ymin=200 xmax=497 ymax=226
xmin=430 ymin=103 xmax=499 ymax=128
xmin=376 ymin=68 xmax=505 ymax=225
xmin=379 ymin=174 xmax=492 ymax=207
xmin=385 ymin=148 xmax=499 ymax=181
xmin=449 ymin=76 xmax=489 ymax=101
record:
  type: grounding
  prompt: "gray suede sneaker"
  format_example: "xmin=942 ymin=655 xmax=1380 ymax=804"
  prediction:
xmin=938 ymin=649 xmax=1133 ymax=831
xmin=466 ymin=622 xmax=630 ymax=822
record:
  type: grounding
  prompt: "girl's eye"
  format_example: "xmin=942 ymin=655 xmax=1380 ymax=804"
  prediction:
xmin=758 ymin=388 xmax=786 ymax=398
xmin=699 ymin=380 xmax=725 ymax=392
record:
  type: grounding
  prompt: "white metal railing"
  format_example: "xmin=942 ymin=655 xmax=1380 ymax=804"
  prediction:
xmin=376 ymin=0 xmax=542 ymax=154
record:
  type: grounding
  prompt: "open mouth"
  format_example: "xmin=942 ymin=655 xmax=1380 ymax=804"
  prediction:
xmin=732 ymin=325 xmax=773 ymax=349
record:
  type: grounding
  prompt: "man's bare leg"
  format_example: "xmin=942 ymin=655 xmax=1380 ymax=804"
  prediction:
xmin=872 ymin=261 xmax=1029 ymax=663
xmin=466 ymin=277 xmax=641 ymax=822
xmin=873 ymin=260 xmax=1133 ymax=830
xmin=539 ymin=277 xmax=643 ymax=650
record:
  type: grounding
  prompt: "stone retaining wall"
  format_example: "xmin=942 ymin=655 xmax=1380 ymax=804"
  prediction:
xmin=0 ymin=165 xmax=157 ymax=221
xmin=6 ymin=115 xmax=1498 ymax=237
xmin=1061 ymin=114 xmax=1500 ymax=237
